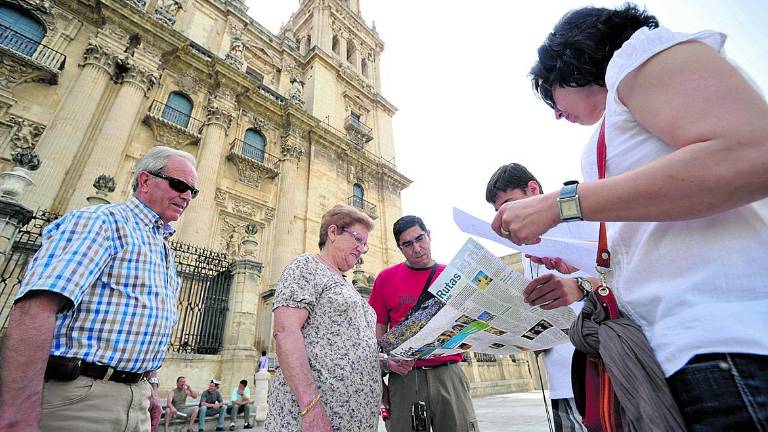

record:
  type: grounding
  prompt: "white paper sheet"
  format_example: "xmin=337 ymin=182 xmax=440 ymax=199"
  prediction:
xmin=452 ymin=207 xmax=599 ymax=275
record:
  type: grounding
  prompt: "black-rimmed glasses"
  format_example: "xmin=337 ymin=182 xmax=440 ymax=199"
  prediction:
xmin=148 ymin=172 xmax=199 ymax=199
xmin=398 ymin=232 xmax=427 ymax=250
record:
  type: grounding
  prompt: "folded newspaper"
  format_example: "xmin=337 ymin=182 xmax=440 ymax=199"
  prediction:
xmin=379 ymin=238 xmax=577 ymax=359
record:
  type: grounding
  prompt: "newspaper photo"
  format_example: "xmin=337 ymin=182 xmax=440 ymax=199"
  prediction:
xmin=379 ymin=238 xmax=577 ymax=359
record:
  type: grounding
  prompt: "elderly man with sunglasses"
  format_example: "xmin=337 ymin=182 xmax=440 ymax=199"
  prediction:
xmin=0 ymin=146 xmax=198 ymax=432
xmin=369 ymin=215 xmax=479 ymax=432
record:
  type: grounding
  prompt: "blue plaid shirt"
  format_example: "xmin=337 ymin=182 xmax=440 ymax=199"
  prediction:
xmin=17 ymin=196 xmax=180 ymax=372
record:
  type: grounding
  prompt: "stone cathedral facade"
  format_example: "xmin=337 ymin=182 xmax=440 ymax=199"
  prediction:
xmin=0 ymin=0 xmax=410 ymax=389
xmin=0 ymin=0 xmax=542 ymax=398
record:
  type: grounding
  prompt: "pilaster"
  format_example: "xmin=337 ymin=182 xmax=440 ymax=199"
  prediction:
xmin=177 ymin=96 xmax=233 ymax=246
xmin=27 ymin=38 xmax=116 ymax=212
xmin=64 ymin=60 xmax=158 ymax=211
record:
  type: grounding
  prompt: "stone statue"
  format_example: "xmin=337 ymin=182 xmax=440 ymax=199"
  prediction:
xmin=225 ymin=28 xmax=245 ymax=69
xmin=288 ymin=71 xmax=305 ymax=107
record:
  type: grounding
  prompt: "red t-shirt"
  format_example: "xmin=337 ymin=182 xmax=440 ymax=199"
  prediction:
xmin=369 ymin=262 xmax=463 ymax=367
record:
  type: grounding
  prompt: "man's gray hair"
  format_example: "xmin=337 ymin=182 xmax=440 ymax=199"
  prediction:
xmin=131 ymin=146 xmax=196 ymax=191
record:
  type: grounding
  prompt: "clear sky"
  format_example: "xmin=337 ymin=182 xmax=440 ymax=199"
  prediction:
xmin=245 ymin=0 xmax=768 ymax=263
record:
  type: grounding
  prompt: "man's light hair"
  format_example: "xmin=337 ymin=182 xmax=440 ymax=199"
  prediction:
xmin=131 ymin=146 xmax=196 ymax=192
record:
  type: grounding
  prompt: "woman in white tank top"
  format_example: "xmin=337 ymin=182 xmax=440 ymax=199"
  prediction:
xmin=493 ymin=4 xmax=768 ymax=431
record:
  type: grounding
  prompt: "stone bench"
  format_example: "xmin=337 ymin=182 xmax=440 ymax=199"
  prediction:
xmin=160 ymin=399 xmax=256 ymax=431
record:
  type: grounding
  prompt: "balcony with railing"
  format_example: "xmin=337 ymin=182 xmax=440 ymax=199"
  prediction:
xmin=0 ymin=24 xmax=66 ymax=84
xmin=227 ymin=139 xmax=280 ymax=187
xmin=319 ymin=118 xmax=396 ymax=170
xmin=143 ymin=100 xmax=203 ymax=147
xmin=347 ymin=195 xmax=378 ymax=220
xmin=344 ymin=114 xmax=373 ymax=146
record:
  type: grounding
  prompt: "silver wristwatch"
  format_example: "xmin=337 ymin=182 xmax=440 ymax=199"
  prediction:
xmin=574 ymin=276 xmax=593 ymax=300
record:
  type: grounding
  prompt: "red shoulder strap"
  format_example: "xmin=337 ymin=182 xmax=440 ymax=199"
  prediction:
xmin=595 ymin=118 xmax=619 ymax=320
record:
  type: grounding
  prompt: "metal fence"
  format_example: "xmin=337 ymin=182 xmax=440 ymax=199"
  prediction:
xmin=0 ymin=210 xmax=232 ymax=355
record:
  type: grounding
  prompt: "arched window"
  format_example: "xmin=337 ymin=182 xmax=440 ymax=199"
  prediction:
xmin=243 ymin=129 xmax=266 ymax=162
xmin=162 ymin=91 xmax=193 ymax=129
xmin=331 ymin=34 xmax=339 ymax=56
xmin=352 ymin=183 xmax=364 ymax=208
xmin=0 ymin=5 xmax=45 ymax=57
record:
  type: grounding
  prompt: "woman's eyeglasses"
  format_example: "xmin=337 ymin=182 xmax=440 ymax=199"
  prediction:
xmin=341 ymin=227 xmax=369 ymax=254
xmin=148 ymin=172 xmax=199 ymax=199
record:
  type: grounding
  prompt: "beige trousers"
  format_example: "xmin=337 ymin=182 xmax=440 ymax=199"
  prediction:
xmin=387 ymin=362 xmax=479 ymax=432
xmin=40 ymin=375 xmax=151 ymax=432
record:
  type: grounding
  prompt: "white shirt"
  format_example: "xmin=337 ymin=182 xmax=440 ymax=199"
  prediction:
xmin=524 ymin=259 xmax=584 ymax=400
xmin=581 ymin=26 xmax=768 ymax=376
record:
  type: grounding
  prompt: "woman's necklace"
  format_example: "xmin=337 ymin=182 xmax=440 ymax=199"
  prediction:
xmin=316 ymin=253 xmax=344 ymax=276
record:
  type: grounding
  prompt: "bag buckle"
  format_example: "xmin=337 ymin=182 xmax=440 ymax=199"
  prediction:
xmin=595 ymin=265 xmax=612 ymax=296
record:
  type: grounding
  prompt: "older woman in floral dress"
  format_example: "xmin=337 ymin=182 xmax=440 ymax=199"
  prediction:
xmin=266 ymin=204 xmax=410 ymax=432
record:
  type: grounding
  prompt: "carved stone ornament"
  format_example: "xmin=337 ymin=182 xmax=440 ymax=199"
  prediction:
xmin=279 ymin=139 xmax=304 ymax=163
xmin=231 ymin=196 xmax=259 ymax=219
xmin=227 ymin=153 xmax=279 ymax=188
xmin=287 ymin=72 xmax=305 ymax=107
xmin=224 ymin=27 xmax=245 ymax=70
xmin=93 ymin=174 xmax=117 ymax=193
xmin=16 ymin=0 xmax=52 ymax=15
xmin=205 ymin=103 xmax=233 ymax=129
xmin=215 ymin=188 xmax=227 ymax=204
xmin=263 ymin=206 xmax=275 ymax=222
xmin=0 ymin=49 xmax=62 ymax=89
xmin=115 ymin=56 xmax=159 ymax=95
xmin=217 ymin=214 xmax=249 ymax=258
xmin=238 ymin=223 xmax=259 ymax=259
xmin=81 ymin=37 xmax=117 ymax=75
xmin=174 ymin=72 xmax=199 ymax=95
xmin=155 ymin=0 xmax=183 ymax=27
xmin=127 ymin=0 xmax=148 ymax=11
xmin=11 ymin=147 xmax=41 ymax=171
xmin=5 ymin=116 xmax=45 ymax=150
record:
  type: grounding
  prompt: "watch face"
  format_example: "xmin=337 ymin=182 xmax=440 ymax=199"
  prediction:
xmin=560 ymin=199 xmax=580 ymax=218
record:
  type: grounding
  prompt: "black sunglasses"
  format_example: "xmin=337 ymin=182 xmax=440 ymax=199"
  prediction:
xmin=147 ymin=172 xmax=199 ymax=199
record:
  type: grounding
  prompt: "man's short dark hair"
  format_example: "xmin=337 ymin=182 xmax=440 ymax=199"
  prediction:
xmin=393 ymin=215 xmax=428 ymax=244
xmin=240 ymin=379 xmax=248 ymax=386
xmin=176 ymin=376 xmax=185 ymax=383
xmin=485 ymin=163 xmax=542 ymax=204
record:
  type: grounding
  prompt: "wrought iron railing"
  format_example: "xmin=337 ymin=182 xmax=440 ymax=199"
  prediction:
xmin=344 ymin=114 xmax=373 ymax=140
xmin=147 ymin=100 xmax=203 ymax=134
xmin=229 ymin=138 xmax=280 ymax=168
xmin=0 ymin=209 xmax=60 ymax=334
xmin=319 ymin=117 xmax=396 ymax=169
xmin=474 ymin=353 xmax=498 ymax=363
xmin=0 ymin=24 xmax=66 ymax=71
xmin=347 ymin=195 xmax=378 ymax=219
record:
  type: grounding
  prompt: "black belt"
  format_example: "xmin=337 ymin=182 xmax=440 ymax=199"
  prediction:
xmin=415 ymin=360 xmax=458 ymax=370
xmin=45 ymin=356 xmax=151 ymax=384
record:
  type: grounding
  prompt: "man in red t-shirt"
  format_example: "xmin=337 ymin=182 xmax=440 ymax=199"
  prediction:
xmin=369 ymin=215 xmax=479 ymax=432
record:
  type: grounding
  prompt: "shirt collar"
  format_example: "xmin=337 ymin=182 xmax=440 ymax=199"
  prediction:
xmin=126 ymin=196 xmax=176 ymax=239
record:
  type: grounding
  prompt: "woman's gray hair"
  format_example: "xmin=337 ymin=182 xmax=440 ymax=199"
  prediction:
xmin=131 ymin=146 xmax=196 ymax=191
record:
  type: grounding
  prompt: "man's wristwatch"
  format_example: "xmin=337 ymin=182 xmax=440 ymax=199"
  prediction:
xmin=148 ymin=377 xmax=159 ymax=386
xmin=558 ymin=180 xmax=583 ymax=222
xmin=574 ymin=276 xmax=593 ymax=300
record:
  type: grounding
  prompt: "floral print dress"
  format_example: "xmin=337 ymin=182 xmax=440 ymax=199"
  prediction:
xmin=265 ymin=254 xmax=381 ymax=431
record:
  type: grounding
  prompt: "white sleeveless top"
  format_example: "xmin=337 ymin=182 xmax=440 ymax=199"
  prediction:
xmin=580 ymin=26 xmax=768 ymax=377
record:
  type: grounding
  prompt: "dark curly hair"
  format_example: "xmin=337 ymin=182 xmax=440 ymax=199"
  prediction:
xmin=530 ymin=3 xmax=659 ymax=110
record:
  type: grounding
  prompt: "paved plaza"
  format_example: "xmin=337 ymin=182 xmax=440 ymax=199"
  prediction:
xmin=199 ymin=391 xmax=554 ymax=432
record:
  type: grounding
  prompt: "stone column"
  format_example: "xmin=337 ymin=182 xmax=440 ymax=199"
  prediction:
xmin=65 ymin=59 xmax=158 ymax=211
xmin=219 ymin=225 xmax=263 ymax=394
xmin=268 ymin=130 xmax=305 ymax=286
xmin=177 ymin=101 xmax=233 ymax=246
xmin=27 ymin=40 xmax=116 ymax=211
